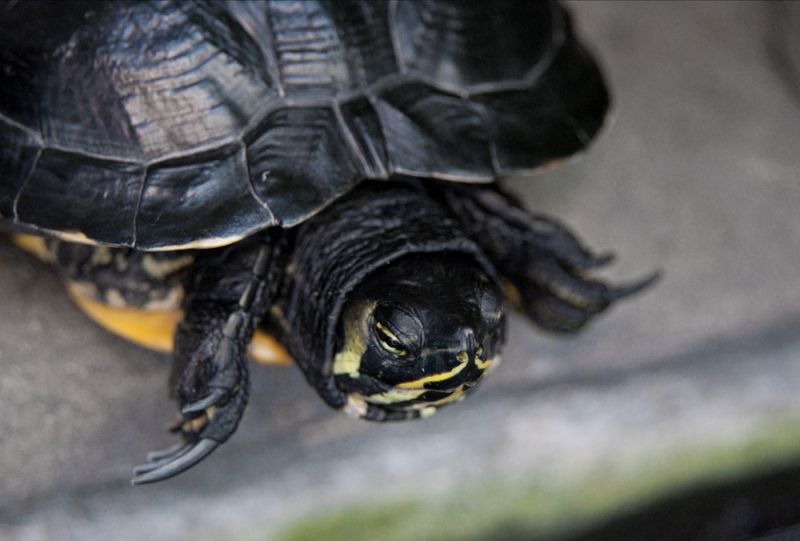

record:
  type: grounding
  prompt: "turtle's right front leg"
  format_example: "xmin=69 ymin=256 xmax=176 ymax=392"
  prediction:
xmin=132 ymin=230 xmax=288 ymax=485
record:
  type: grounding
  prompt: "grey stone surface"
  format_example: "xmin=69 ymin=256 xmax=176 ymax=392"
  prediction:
xmin=1 ymin=1 xmax=799 ymax=540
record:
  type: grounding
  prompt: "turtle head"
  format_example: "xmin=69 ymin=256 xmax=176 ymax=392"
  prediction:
xmin=333 ymin=252 xmax=505 ymax=419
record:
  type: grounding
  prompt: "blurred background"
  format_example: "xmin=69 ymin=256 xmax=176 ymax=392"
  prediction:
xmin=2 ymin=1 xmax=800 ymax=540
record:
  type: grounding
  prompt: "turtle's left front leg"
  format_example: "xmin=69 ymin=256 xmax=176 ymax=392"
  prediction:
xmin=436 ymin=183 xmax=657 ymax=333
xmin=132 ymin=230 xmax=288 ymax=485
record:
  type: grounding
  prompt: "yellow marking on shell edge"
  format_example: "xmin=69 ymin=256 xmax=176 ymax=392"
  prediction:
xmin=66 ymin=283 xmax=292 ymax=364
xmin=12 ymin=233 xmax=55 ymax=263
xmin=142 ymin=254 xmax=195 ymax=279
xmin=104 ymin=288 xmax=128 ymax=308
xmin=52 ymin=230 xmax=94 ymax=245
xmin=141 ymin=285 xmax=184 ymax=311
xmin=68 ymin=282 xmax=179 ymax=353
xmin=68 ymin=281 xmax=102 ymax=303
xmin=89 ymin=247 xmax=113 ymax=266
xmin=148 ymin=234 xmax=246 ymax=252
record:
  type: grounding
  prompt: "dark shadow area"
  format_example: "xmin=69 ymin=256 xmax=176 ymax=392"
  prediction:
xmin=565 ymin=460 xmax=800 ymax=541
xmin=462 ymin=460 xmax=800 ymax=541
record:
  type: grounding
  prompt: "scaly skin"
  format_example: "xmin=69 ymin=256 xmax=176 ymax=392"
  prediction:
xmin=15 ymin=181 xmax=654 ymax=484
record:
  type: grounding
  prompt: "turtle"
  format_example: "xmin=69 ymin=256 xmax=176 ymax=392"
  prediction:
xmin=0 ymin=0 xmax=655 ymax=484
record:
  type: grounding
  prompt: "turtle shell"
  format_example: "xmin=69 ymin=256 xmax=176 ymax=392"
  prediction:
xmin=0 ymin=0 xmax=608 ymax=250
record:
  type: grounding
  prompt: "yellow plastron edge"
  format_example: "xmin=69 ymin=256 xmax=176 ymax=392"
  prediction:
xmin=12 ymin=233 xmax=56 ymax=263
xmin=66 ymin=282 xmax=293 ymax=365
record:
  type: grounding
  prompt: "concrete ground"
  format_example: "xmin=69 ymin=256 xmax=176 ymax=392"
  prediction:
xmin=2 ymin=2 xmax=799 ymax=540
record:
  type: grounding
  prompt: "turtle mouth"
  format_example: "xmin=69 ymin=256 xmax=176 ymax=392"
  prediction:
xmin=335 ymin=356 xmax=501 ymax=417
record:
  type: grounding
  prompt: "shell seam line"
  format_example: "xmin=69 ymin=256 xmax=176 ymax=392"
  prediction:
xmin=387 ymin=0 xmax=406 ymax=75
xmin=332 ymin=101 xmax=388 ymax=180
xmin=12 ymin=147 xmax=42 ymax=224
xmin=31 ymin=68 xmax=547 ymax=174
xmin=259 ymin=5 xmax=286 ymax=98
xmin=239 ymin=140 xmax=276 ymax=221
xmin=0 ymin=112 xmax=43 ymax=145
xmin=521 ymin=0 xmax=566 ymax=88
xmin=129 ymin=167 xmax=149 ymax=248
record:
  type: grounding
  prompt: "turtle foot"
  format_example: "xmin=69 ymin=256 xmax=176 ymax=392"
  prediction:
xmin=131 ymin=381 xmax=248 ymax=485
xmin=436 ymin=182 xmax=659 ymax=333
xmin=512 ymin=256 xmax=659 ymax=333
xmin=132 ymin=326 xmax=251 ymax=485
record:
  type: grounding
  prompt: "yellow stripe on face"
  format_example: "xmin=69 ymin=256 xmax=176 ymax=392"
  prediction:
xmin=396 ymin=354 xmax=471 ymax=389
xmin=399 ymin=384 xmax=468 ymax=411
xmin=332 ymin=300 xmax=374 ymax=377
xmin=429 ymin=385 xmax=466 ymax=405
xmin=386 ymin=357 xmax=501 ymax=409
xmin=476 ymin=356 xmax=500 ymax=371
xmin=66 ymin=282 xmax=292 ymax=364
xmin=363 ymin=387 xmax=427 ymax=405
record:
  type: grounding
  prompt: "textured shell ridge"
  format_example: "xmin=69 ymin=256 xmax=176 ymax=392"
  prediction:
xmin=0 ymin=0 xmax=609 ymax=249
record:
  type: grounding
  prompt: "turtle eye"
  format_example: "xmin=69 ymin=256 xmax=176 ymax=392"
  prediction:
xmin=375 ymin=321 xmax=409 ymax=356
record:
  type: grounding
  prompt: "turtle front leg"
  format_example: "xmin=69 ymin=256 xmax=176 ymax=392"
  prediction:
xmin=132 ymin=231 xmax=288 ymax=485
xmin=436 ymin=183 xmax=657 ymax=333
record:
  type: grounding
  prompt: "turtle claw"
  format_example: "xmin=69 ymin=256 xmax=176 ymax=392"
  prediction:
xmin=134 ymin=443 xmax=194 ymax=475
xmin=132 ymin=439 xmax=219 ymax=485
xmin=131 ymin=380 xmax=249 ymax=485
xmin=583 ymin=251 xmax=615 ymax=269
xmin=182 ymin=388 xmax=228 ymax=415
xmin=608 ymin=271 xmax=661 ymax=300
xmin=144 ymin=441 xmax=190 ymax=462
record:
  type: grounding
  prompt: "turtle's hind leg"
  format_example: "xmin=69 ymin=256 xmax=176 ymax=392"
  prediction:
xmin=436 ymin=183 xmax=657 ymax=333
xmin=132 ymin=230 xmax=289 ymax=485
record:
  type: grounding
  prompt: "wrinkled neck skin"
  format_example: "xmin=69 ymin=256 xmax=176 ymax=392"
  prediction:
xmin=272 ymin=181 xmax=504 ymax=421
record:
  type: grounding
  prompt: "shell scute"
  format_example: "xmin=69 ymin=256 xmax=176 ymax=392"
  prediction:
xmin=40 ymin=1 xmax=274 ymax=161
xmin=393 ymin=0 xmax=556 ymax=89
xmin=16 ymin=149 xmax=144 ymax=246
xmin=472 ymin=21 xmax=610 ymax=173
xmin=0 ymin=0 xmax=609 ymax=248
xmin=137 ymin=143 xmax=272 ymax=249
xmin=372 ymin=81 xmax=494 ymax=180
xmin=266 ymin=0 xmax=397 ymax=95
xmin=246 ymin=106 xmax=363 ymax=226
xmin=338 ymin=96 xmax=390 ymax=180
